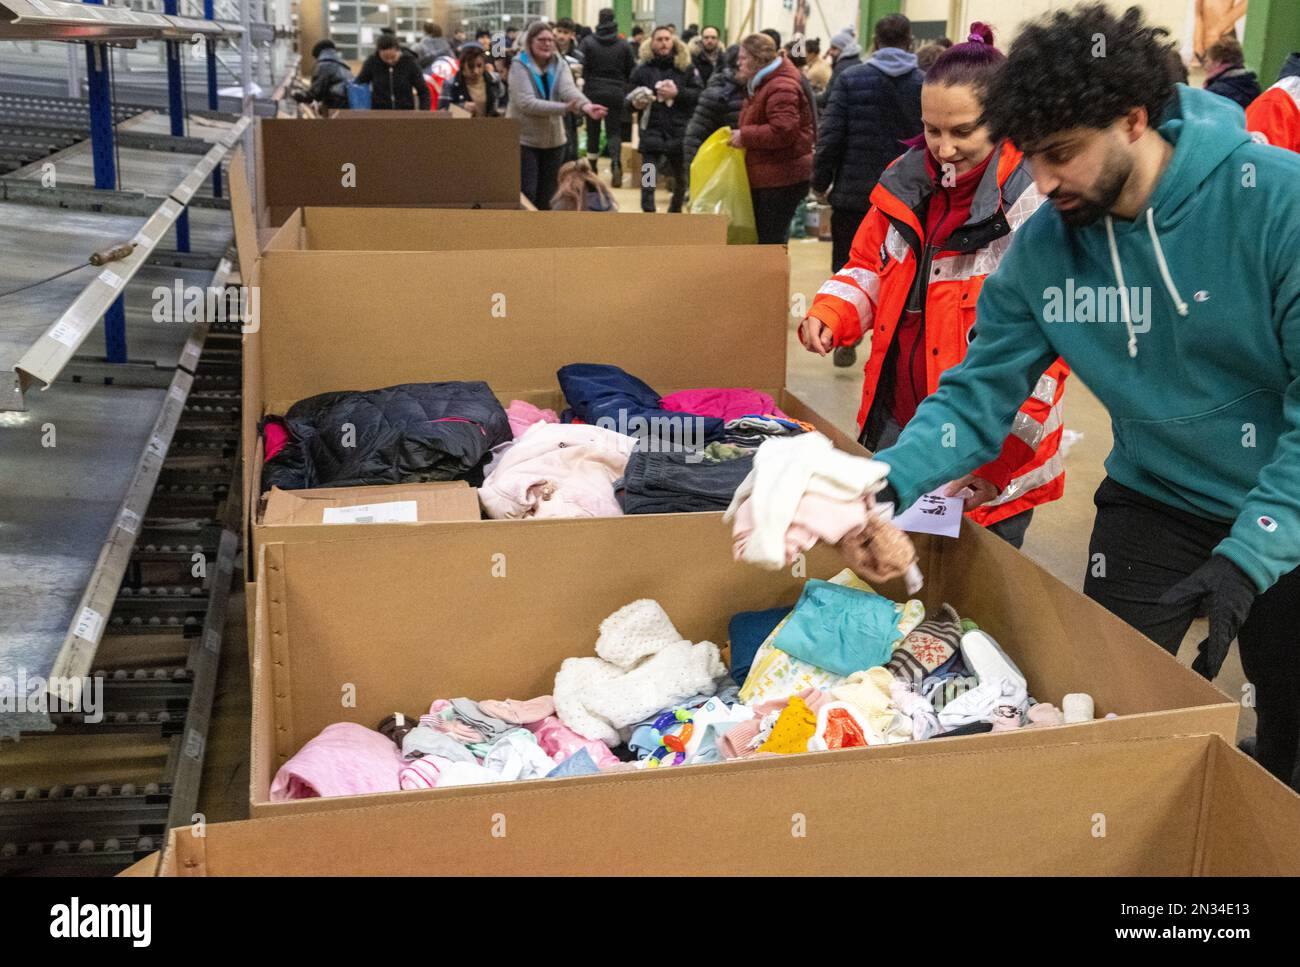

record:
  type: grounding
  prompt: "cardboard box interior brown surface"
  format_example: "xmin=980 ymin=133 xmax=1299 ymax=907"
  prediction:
xmin=266 ymin=206 xmax=728 ymax=251
xmin=158 ymin=732 xmax=1299 ymax=875
xmin=240 ymin=244 xmax=857 ymax=578
xmin=257 ymin=116 xmax=524 ymax=225
xmin=246 ymin=513 xmax=1237 ymax=823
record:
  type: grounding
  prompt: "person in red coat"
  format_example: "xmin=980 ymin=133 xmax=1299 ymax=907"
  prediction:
xmin=730 ymin=33 xmax=815 ymax=243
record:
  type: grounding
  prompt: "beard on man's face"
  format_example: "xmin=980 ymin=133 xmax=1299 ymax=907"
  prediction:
xmin=1051 ymin=146 xmax=1133 ymax=228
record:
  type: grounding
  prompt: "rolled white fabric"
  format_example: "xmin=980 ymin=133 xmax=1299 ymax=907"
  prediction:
xmin=1063 ymin=692 xmax=1095 ymax=724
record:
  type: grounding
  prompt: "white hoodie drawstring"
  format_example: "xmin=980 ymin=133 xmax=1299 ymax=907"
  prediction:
xmin=1104 ymin=216 xmax=1139 ymax=359
xmin=1146 ymin=207 xmax=1190 ymax=318
xmin=1104 ymin=209 xmax=1189 ymax=360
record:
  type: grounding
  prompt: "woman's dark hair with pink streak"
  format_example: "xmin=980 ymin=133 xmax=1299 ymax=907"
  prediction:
xmin=903 ymin=23 xmax=1004 ymax=149
xmin=924 ymin=22 xmax=1004 ymax=92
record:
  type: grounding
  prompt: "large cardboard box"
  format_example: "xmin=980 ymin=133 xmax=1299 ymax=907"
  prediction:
xmin=160 ymin=732 xmax=1298 ymax=874
xmin=245 ymin=514 xmax=1239 ymax=823
xmin=241 ymin=244 xmax=860 ymax=577
xmin=255 ymin=116 xmax=525 ymax=226
xmin=263 ymin=205 xmax=728 ymax=252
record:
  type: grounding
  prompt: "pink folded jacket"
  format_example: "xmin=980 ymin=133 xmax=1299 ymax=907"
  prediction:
xmin=527 ymin=715 xmax=621 ymax=768
xmin=661 ymin=388 xmax=789 ymax=423
xmin=264 ymin=420 xmax=289 ymax=462
xmin=506 ymin=399 xmax=560 ymax=439
xmin=270 ymin=722 xmax=404 ymax=801
xmin=479 ymin=422 xmax=636 ymax=520
xmin=731 ymin=492 xmax=868 ymax=566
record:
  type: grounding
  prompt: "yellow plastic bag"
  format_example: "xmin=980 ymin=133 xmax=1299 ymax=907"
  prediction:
xmin=688 ymin=127 xmax=757 ymax=245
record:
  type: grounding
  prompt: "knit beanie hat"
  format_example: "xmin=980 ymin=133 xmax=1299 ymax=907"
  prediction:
xmin=831 ymin=29 xmax=855 ymax=50
xmin=595 ymin=598 xmax=685 ymax=667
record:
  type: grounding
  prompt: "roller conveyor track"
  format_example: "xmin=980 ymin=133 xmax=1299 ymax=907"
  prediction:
xmin=0 ymin=330 xmax=241 ymax=877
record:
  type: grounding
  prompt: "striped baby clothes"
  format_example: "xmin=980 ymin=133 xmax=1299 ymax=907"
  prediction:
xmin=885 ymin=604 xmax=963 ymax=687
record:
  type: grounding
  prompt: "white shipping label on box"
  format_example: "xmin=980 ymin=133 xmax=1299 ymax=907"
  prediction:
xmin=321 ymin=500 xmax=419 ymax=525
xmin=894 ymin=490 xmax=964 ymax=538
xmin=73 ymin=607 xmax=103 ymax=642
xmin=117 ymin=508 xmax=141 ymax=535
xmin=98 ymin=269 xmax=124 ymax=290
xmin=48 ymin=320 xmax=82 ymax=347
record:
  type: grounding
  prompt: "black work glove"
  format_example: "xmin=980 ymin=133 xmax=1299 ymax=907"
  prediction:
xmin=1158 ymin=554 xmax=1257 ymax=680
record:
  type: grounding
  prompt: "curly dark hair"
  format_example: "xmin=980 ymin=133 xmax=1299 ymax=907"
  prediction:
xmin=982 ymin=4 xmax=1178 ymax=151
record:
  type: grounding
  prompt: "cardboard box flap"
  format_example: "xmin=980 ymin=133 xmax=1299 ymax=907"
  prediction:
xmin=260 ymin=481 xmax=480 ymax=526
xmin=296 ymin=207 xmax=728 ymax=250
xmin=228 ymin=147 xmax=258 ymax=281
xmin=257 ymin=245 xmax=790 ymax=406
xmin=258 ymin=116 xmax=522 ymax=212
xmin=1200 ymin=738 xmax=1300 ymax=874
xmin=163 ymin=734 xmax=1281 ymax=876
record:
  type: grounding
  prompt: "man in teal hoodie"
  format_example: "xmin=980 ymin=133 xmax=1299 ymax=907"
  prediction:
xmin=855 ymin=4 xmax=1300 ymax=789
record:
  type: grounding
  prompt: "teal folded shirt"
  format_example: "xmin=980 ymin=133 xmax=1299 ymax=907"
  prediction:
xmin=773 ymin=580 xmax=900 ymax=676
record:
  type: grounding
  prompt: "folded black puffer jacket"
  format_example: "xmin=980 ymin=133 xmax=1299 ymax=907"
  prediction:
xmin=262 ymin=381 xmax=511 ymax=492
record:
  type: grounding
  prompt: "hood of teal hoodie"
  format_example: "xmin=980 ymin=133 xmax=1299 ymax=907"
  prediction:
xmin=874 ymin=86 xmax=1300 ymax=590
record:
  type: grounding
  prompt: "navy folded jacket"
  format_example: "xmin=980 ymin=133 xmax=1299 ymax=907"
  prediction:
xmin=557 ymin=363 xmax=726 ymax=444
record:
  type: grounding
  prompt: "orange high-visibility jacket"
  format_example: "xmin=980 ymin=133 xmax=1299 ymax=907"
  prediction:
xmin=805 ymin=141 xmax=1068 ymax=526
xmin=1246 ymin=77 xmax=1300 ymax=152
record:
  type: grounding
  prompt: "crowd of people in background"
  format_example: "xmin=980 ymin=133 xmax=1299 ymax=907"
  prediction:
xmin=295 ymin=8 xmax=1299 ymax=230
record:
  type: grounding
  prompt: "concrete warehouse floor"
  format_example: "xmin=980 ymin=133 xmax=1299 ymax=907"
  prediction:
xmin=196 ymin=196 xmax=1252 ymax=825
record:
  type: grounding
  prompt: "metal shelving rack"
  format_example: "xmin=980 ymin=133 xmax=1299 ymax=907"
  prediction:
xmin=0 ymin=0 xmax=291 ymax=876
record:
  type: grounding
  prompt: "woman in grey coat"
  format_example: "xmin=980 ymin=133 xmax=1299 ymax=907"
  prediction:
xmin=507 ymin=21 xmax=608 ymax=209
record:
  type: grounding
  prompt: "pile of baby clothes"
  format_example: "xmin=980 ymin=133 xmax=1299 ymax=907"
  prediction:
xmin=725 ymin=568 xmax=1073 ymax=758
xmin=556 ymin=364 xmax=811 ymax=514
xmin=269 ymin=589 xmax=1087 ymax=801
xmin=478 ymin=422 xmax=637 ymax=519
xmin=269 ymin=694 xmax=634 ymax=802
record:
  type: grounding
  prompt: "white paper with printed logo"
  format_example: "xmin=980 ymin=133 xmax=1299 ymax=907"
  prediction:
xmin=321 ymin=500 xmax=419 ymax=525
xmin=894 ymin=490 xmax=964 ymax=538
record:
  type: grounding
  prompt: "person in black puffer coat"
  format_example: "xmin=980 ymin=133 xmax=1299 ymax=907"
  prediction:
xmin=813 ymin=13 xmax=922 ymax=367
xmin=814 ymin=14 xmax=922 ymax=262
xmin=579 ymin=7 xmax=637 ymax=186
xmin=355 ymin=35 xmax=432 ymax=110
xmin=683 ymin=44 xmax=744 ymax=168
xmin=628 ymin=27 xmax=703 ymax=212
xmin=262 ymin=381 xmax=511 ymax=492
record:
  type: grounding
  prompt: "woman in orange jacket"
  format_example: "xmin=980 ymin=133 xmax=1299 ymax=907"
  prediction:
xmin=799 ymin=25 xmax=1068 ymax=547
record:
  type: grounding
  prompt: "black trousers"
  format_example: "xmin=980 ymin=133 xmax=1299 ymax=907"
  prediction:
xmin=752 ymin=181 xmax=808 ymax=245
xmin=584 ymin=97 xmax=624 ymax=165
xmin=1084 ymin=476 xmax=1300 ymax=790
xmin=831 ymin=206 xmax=869 ymax=272
xmin=520 ymin=144 xmax=565 ymax=211
xmin=640 ymin=149 xmax=686 ymax=213
xmin=562 ymin=113 xmax=581 ymax=163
